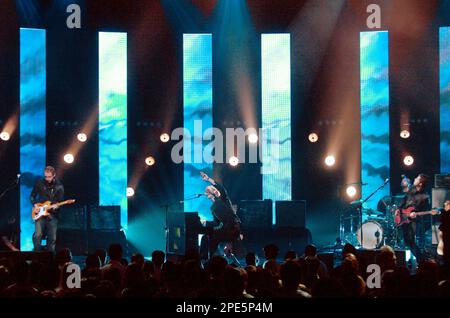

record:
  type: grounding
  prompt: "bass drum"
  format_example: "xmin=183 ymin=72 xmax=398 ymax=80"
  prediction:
xmin=357 ymin=220 xmax=383 ymax=249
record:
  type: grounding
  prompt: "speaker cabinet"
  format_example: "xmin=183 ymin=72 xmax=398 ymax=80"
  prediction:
xmin=238 ymin=200 xmax=273 ymax=229
xmin=167 ymin=212 xmax=200 ymax=255
xmin=87 ymin=230 xmax=127 ymax=254
xmin=435 ymin=174 xmax=450 ymax=189
xmin=89 ymin=205 xmax=121 ymax=231
xmin=56 ymin=229 xmax=88 ymax=255
xmin=432 ymin=188 xmax=450 ymax=209
xmin=58 ymin=205 xmax=87 ymax=230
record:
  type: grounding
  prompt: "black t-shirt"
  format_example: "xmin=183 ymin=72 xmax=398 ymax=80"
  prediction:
xmin=399 ymin=188 xmax=430 ymax=212
xmin=30 ymin=179 xmax=65 ymax=216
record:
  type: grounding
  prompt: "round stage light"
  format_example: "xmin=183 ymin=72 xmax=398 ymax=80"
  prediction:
xmin=346 ymin=186 xmax=357 ymax=198
xmin=0 ymin=131 xmax=10 ymax=141
xmin=400 ymin=130 xmax=410 ymax=139
xmin=248 ymin=133 xmax=258 ymax=144
xmin=325 ymin=155 xmax=336 ymax=167
xmin=229 ymin=156 xmax=239 ymax=167
xmin=308 ymin=133 xmax=319 ymax=143
xmin=145 ymin=156 xmax=155 ymax=166
xmin=63 ymin=153 xmax=74 ymax=164
xmin=77 ymin=133 xmax=87 ymax=142
xmin=126 ymin=187 xmax=135 ymax=197
xmin=403 ymin=155 xmax=414 ymax=166
xmin=160 ymin=133 xmax=170 ymax=143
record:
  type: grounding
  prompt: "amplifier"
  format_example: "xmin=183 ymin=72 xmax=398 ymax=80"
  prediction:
xmin=89 ymin=205 xmax=121 ymax=230
xmin=435 ymin=174 xmax=450 ymax=189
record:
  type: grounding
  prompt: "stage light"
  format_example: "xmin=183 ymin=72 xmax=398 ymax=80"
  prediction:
xmin=77 ymin=133 xmax=87 ymax=142
xmin=400 ymin=130 xmax=410 ymax=139
xmin=346 ymin=186 xmax=357 ymax=198
xmin=325 ymin=155 xmax=336 ymax=167
xmin=160 ymin=133 xmax=170 ymax=143
xmin=403 ymin=155 xmax=414 ymax=166
xmin=126 ymin=187 xmax=135 ymax=197
xmin=248 ymin=133 xmax=258 ymax=144
xmin=229 ymin=156 xmax=239 ymax=167
xmin=145 ymin=156 xmax=155 ymax=166
xmin=63 ymin=153 xmax=74 ymax=164
xmin=0 ymin=131 xmax=10 ymax=141
xmin=308 ymin=133 xmax=318 ymax=143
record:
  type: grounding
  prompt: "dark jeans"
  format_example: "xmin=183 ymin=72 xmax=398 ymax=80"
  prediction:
xmin=401 ymin=222 xmax=423 ymax=262
xmin=33 ymin=217 xmax=57 ymax=252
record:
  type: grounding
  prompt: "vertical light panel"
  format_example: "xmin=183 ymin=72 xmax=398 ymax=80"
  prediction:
xmin=360 ymin=31 xmax=390 ymax=211
xmin=20 ymin=28 xmax=46 ymax=251
xmin=183 ymin=34 xmax=213 ymax=221
xmin=440 ymin=27 xmax=450 ymax=173
xmin=99 ymin=32 xmax=128 ymax=229
xmin=261 ymin=34 xmax=292 ymax=224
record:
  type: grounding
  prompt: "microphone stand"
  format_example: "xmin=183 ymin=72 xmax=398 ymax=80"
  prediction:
xmin=354 ymin=179 xmax=389 ymax=249
xmin=0 ymin=176 xmax=20 ymax=202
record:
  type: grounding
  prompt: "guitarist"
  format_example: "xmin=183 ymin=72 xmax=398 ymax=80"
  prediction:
xmin=397 ymin=173 xmax=431 ymax=263
xmin=30 ymin=166 xmax=64 ymax=253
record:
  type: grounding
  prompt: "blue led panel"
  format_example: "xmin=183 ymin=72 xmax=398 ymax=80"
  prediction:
xmin=360 ymin=31 xmax=390 ymax=211
xmin=99 ymin=32 xmax=128 ymax=229
xmin=183 ymin=34 xmax=213 ymax=221
xmin=261 ymin=34 xmax=292 ymax=224
xmin=440 ymin=27 xmax=450 ymax=173
xmin=20 ymin=28 xmax=46 ymax=251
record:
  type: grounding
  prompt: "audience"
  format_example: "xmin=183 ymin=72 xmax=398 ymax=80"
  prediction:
xmin=0 ymin=242 xmax=449 ymax=298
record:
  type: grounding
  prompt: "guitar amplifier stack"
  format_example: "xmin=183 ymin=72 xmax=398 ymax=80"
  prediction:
xmin=56 ymin=205 xmax=125 ymax=255
xmin=237 ymin=199 xmax=311 ymax=258
xmin=432 ymin=174 xmax=450 ymax=209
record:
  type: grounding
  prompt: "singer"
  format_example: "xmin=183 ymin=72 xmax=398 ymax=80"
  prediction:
xmin=199 ymin=171 xmax=241 ymax=259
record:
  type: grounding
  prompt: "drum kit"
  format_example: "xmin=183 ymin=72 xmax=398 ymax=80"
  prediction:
xmin=339 ymin=195 xmax=405 ymax=250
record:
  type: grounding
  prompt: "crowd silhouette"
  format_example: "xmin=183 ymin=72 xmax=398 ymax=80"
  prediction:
xmin=1 ymin=243 xmax=450 ymax=298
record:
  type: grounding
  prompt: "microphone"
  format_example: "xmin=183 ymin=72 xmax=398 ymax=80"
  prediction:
xmin=384 ymin=178 xmax=390 ymax=184
xmin=17 ymin=174 xmax=21 ymax=179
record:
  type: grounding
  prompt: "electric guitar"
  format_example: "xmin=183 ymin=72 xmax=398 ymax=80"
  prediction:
xmin=31 ymin=199 xmax=75 ymax=221
xmin=394 ymin=206 xmax=440 ymax=227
